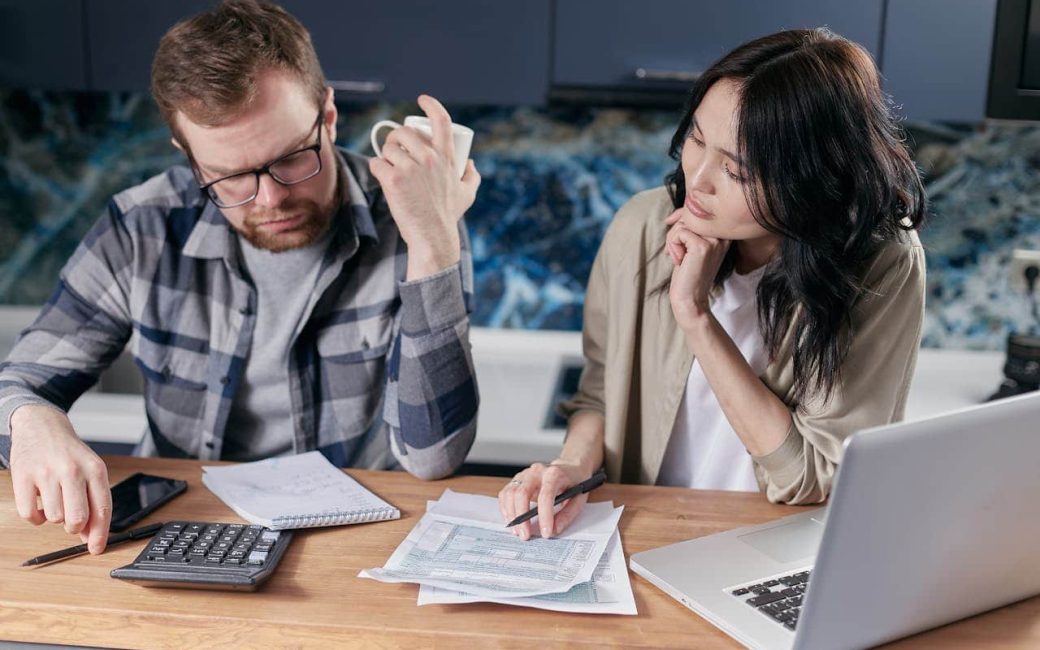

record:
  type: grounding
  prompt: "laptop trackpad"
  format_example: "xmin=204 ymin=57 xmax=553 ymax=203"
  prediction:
xmin=738 ymin=519 xmax=823 ymax=563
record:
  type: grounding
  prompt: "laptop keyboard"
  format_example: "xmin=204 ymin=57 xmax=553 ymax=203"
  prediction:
xmin=729 ymin=569 xmax=812 ymax=630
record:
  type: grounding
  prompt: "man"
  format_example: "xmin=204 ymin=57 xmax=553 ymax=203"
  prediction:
xmin=0 ymin=0 xmax=480 ymax=554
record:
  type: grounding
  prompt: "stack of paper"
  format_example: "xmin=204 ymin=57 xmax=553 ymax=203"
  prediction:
xmin=359 ymin=489 xmax=636 ymax=614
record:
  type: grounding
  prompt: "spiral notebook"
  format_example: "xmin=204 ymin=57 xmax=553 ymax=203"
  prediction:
xmin=201 ymin=451 xmax=400 ymax=530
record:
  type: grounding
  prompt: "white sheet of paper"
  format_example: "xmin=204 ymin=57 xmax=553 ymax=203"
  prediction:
xmin=417 ymin=529 xmax=637 ymax=615
xmin=201 ymin=451 xmax=398 ymax=528
xmin=359 ymin=490 xmax=622 ymax=599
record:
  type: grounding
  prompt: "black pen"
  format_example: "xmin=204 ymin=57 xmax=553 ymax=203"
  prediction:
xmin=21 ymin=522 xmax=164 ymax=567
xmin=506 ymin=469 xmax=607 ymax=528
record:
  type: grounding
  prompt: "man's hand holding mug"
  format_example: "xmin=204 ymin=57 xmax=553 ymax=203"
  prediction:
xmin=368 ymin=94 xmax=479 ymax=280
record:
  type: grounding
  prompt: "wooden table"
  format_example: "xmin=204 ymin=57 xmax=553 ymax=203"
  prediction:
xmin=1 ymin=456 xmax=1038 ymax=649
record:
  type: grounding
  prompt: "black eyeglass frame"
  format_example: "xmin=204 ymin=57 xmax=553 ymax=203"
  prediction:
xmin=194 ymin=109 xmax=325 ymax=208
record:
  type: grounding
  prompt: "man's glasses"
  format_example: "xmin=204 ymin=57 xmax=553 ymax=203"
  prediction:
xmin=195 ymin=110 xmax=324 ymax=208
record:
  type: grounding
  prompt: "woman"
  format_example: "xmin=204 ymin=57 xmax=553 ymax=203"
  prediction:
xmin=499 ymin=28 xmax=926 ymax=540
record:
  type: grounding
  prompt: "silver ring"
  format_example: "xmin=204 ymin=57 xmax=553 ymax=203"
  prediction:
xmin=509 ymin=479 xmax=522 ymax=486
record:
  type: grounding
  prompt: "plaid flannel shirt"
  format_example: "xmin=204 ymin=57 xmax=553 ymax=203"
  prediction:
xmin=0 ymin=148 xmax=478 ymax=479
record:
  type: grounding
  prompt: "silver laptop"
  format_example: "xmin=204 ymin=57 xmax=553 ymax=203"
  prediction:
xmin=630 ymin=391 xmax=1040 ymax=650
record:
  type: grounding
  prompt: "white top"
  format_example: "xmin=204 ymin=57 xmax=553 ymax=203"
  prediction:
xmin=656 ymin=265 xmax=769 ymax=492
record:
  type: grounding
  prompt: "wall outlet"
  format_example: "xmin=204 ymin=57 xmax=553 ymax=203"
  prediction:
xmin=1010 ymin=249 xmax=1040 ymax=293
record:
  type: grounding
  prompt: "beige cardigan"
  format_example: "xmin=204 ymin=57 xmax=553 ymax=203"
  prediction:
xmin=560 ymin=187 xmax=926 ymax=505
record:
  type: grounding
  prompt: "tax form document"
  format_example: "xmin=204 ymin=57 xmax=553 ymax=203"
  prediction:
xmin=359 ymin=490 xmax=622 ymax=599
xmin=418 ymin=529 xmax=636 ymax=614
xmin=415 ymin=490 xmax=635 ymax=613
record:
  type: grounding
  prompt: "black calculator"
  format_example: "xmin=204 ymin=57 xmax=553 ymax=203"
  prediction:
xmin=111 ymin=521 xmax=293 ymax=591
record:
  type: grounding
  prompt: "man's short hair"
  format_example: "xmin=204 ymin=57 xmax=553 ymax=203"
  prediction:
xmin=151 ymin=0 xmax=326 ymax=145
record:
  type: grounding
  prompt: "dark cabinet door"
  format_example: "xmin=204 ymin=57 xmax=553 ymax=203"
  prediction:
xmin=84 ymin=0 xmax=550 ymax=105
xmin=553 ymin=0 xmax=884 ymax=89
xmin=285 ymin=1 xmax=550 ymax=105
xmin=84 ymin=0 xmax=213 ymax=92
xmin=882 ymin=0 xmax=998 ymax=122
xmin=0 ymin=0 xmax=87 ymax=90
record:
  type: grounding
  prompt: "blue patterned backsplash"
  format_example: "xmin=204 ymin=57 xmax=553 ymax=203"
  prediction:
xmin=1 ymin=90 xmax=1038 ymax=349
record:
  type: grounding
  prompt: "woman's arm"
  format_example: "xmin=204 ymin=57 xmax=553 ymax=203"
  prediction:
xmin=668 ymin=212 xmax=925 ymax=503
xmin=666 ymin=210 xmax=792 ymax=457
xmin=557 ymin=410 xmax=606 ymax=476
xmin=499 ymin=218 xmax=613 ymax=539
xmin=754 ymin=240 xmax=925 ymax=504
xmin=682 ymin=315 xmax=792 ymax=457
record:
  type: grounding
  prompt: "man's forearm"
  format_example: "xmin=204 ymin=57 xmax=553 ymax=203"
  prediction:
xmin=405 ymin=237 xmax=461 ymax=282
xmin=0 ymin=383 xmax=62 ymax=440
xmin=0 ymin=398 xmax=67 ymax=467
xmin=389 ymin=261 xmax=478 ymax=478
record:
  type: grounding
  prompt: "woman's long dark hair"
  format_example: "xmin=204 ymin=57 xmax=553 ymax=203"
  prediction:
xmin=663 ymin=28 xmax=925 ymax=404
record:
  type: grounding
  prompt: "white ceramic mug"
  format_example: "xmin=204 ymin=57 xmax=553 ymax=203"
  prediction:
xmin=370 ymin=116 xmax=474 ymax=180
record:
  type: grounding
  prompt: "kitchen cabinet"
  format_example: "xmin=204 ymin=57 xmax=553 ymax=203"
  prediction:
xmin=552 ymin=0 xmax=885 ymax=90
xmin=83 ymin=0 xmax=550 ymax=105
xmin=84 ymin=0 xmax=210 ymax=92
xmin=881 ymin=0 xmax=998 ymax=122
xmin=0 ymin=1 xmax=1009 ymax=121
xmin=0 ymin=0 xmax=87 ymax=90
xmin=287 ymin=1 xmax=550 ymax=105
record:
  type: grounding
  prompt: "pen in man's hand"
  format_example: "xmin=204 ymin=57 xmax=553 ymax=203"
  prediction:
xmin=506 ymin=469 xmax=607 ymax=528
xmin=21 ymin=522 xmax=164 ymax=567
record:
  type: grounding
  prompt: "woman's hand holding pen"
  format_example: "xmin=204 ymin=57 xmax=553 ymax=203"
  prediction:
xmin=498 ymin=460 xmax=589 ymax=541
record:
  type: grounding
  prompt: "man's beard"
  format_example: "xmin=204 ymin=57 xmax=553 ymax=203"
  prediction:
xmin=235 ymin=197 xmax=335 ymax=253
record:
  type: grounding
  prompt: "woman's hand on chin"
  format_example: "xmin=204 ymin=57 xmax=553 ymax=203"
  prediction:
xmin=665 ymin=209 xmax=730 ymax=333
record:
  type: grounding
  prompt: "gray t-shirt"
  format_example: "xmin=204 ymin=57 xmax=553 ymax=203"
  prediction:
xmin=221 ymin=229 xmax=332 ymax=461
